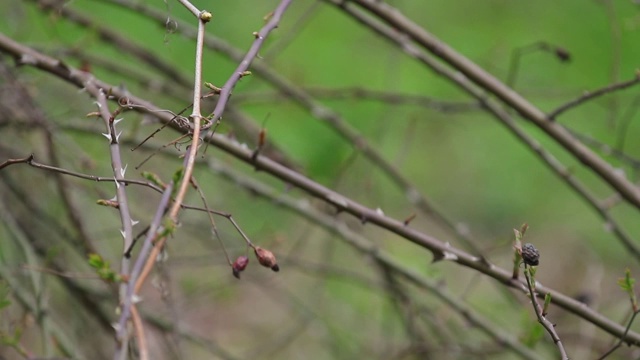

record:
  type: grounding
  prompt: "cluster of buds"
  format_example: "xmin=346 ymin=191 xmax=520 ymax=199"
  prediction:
xmin=231 ymin=246 xmax=279 ymax=279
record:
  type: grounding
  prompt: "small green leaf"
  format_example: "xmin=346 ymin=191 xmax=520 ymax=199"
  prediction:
xmin=617 ymin=268 xmax=635 ymax=292
xmin=141 ymin=171 xmax=166 ymax=188
xmin=87 ymin=254 xmax=121 ymax=283
xmin=88 ymin=253 xmax=104 ymax=268
xmin=618 ymin=269 xmax=638 ymax=311
xmin=172 ymin=167 xmax=184 ymax=186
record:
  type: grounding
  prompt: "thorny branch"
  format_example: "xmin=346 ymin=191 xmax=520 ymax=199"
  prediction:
xmin=1 ymin=34 xmax=639 ymax=345
xmin=2 ymin=1 xmax=640 ymax=358
xmin=97 ymin=0 xmax=487 ymax=260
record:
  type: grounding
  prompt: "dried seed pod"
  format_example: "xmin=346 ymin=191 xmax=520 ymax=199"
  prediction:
xmin=232 ymin=256 xmax=249 ymax=279
xmin=254 ymin=246 xmax=279 ymax=272
xmin=521 ymin=243 xmax=540 ymax=266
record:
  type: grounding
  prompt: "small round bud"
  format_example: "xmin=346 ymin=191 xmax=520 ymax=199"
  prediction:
xmin=200 ymin=11 xmax=213 ymax=23
xmin=232 ymin=256 xmax=249 ymax=279
xmin=521 ymin=243 xmax=540 ymax=266
xmin=254 ymin=246 xmax=279 ymax=272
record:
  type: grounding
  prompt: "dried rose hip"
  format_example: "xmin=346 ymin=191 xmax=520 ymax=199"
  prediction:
xmin=254 ymin=246 xmax=279 ymax=272
xmin=232 ymin=256 xmax=249 ymax=279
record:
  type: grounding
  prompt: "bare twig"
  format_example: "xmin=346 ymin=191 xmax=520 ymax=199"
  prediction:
xmin=0 ymin=154 xmax=164 ymax=192
xmin=31 ymin=0 xmax=191 ymax=87
xmin=548 ymin=75 xmax=640 ymax=120
xmin=524 ymin=266 xmax=568 ymax=360
xmin=597 ymin=311 xmax=640 ymax=360
xmin=201 ymin=0 xmax=293 ymax=132
xmin=231 ymin=87 xmax=480 ymax=112
xmin=506 ymin=41 xmax=570 ymax=89
xmin=130 ymin=305 xmax=149 ymax=360
xmin=189 ymin=176 xmax=232 ymax=265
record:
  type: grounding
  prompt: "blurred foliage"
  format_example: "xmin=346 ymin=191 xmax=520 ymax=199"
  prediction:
xmin=1 ymin=0 xmax=640 ymax=359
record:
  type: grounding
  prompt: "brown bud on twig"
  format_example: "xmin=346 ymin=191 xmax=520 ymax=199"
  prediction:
xmin=254 ymin=246 xmax=279 ymax=272
xmin=96 ymin=199 xmax=119 ymax=208
xmin=554 ymin=47 xmax=571 ymax=62
xmin=521 ymin=243 xmax=540 ymax=266
xmin=200 ymin=11 xmax=213 ymax=23
xmin=232 ymin=256 xmax=249 ymax=279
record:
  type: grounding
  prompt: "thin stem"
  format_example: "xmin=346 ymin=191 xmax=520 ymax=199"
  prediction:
xmin=0 ymin=154 xmax=164 ymax=192
xmin=189 ymin=176 xmax=232 ymax=265
xmin=231 ymin=87 xmax=480 ymax=112
xmin=548 ymin=75 xmax=640 ymax=120
xmin=166 ymin=12 xmax=207 ymax=223
xmin=202 ymin=0 xmax=293 ymax=132
xmin=176 ymin=0 xmax=199 ymax=17
xmin=130 ymin=305 xmax=149 ymax=360
xmin=597 ymin=310 xmax=640 ymax=360
xmin=524 ymin=266 xmax=568 ymax=360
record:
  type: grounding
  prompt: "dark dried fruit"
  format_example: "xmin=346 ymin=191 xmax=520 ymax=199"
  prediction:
xmin=521 ymin=243 xmax=540 ymax=266
xmin=254 ymin=246 xmax=279 ymax=272
xmin=232 ymin=256 xmax=249 ymax=279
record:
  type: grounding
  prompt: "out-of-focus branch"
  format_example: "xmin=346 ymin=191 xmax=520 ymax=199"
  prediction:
xmin=339 ymin=0 xmax=640 ymax=210
xmin=201 ymin=0 xmax=293 ymax=132
xmin=321 ymin=0 xmax=640 ymax=261
xmin=231 ymin=87 xmax=481 ymax=112
xmin=31 ymin=0 xmax=191 ymax=87
xmin=548 ymin=75 xmax=640 ymax=120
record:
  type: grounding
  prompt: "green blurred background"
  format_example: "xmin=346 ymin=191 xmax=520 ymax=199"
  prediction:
xmin=1 ymin=0 xmax=640 ymax=359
